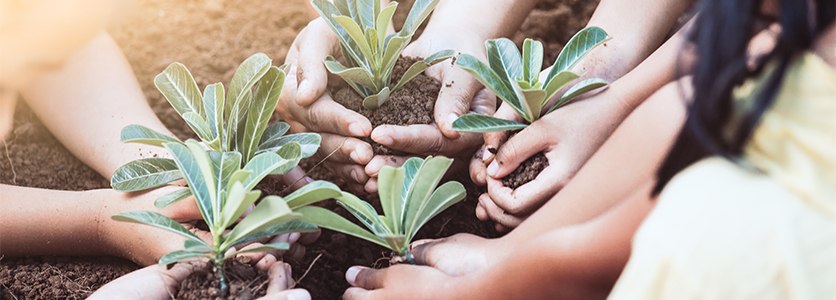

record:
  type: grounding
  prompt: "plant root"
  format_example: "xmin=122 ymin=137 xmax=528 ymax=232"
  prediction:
xmin=292 ymin=252 xmax=322 ymax=288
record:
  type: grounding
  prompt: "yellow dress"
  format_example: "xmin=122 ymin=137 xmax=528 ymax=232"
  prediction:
xmin=608 ymin=52 xmax=836 ymax=300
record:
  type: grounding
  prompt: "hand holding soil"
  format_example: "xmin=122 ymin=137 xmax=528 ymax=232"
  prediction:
xmin=474 ymin=90 xmax=631 ymax=230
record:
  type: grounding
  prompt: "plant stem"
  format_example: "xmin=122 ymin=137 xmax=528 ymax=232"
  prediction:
xmin=214 ymin=256 xmax=228 ymax=297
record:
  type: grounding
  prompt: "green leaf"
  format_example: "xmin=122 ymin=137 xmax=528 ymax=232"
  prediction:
xmin=335 ymin=16 xmax=375 ymax=64
xmin=486 ymin=38 xmax=523 ymax=89
xmin=522 ymin=39 xmax=544 ymax=84
xmin=208 ymin=151 xmax=242 ymax=202
xmin=158 ymin=250 xmax=211 ymax=265
xmin=111 ymin=158 xmax=181 ymax=192
xmin=380 ymin=234 xmax=408 ymax=254
xmin=336 ymin=192 xmax=389 ymax=236
xmin=226 ymin=53 xmax=271 ymax=121
xmin=272 ymin=142 xmax=303 ymax=174
xmin=284 ymin=180 xmax=343 ymax=209
xmin=120 ymin=124 xmax=182 ymax=148
xmin=543 ymin=70 xmax=581 ymax=106
xmin=455 ymin=54 xmax=524 ymax=118
xmin=225 ymin=89 xmax=253 ymax=152
xmin=546 ymin=26 xmax=610 ymax=82
xmin=355 ymin=0 xmax=375 ymax=29
xmin=407 ymin=181 xmax=465 ymax=241
xmin=184 ymin=239 xmax=213 ymax=252
xmin=203 ymin=83 xmax=225 ymax=141
xmin=221 ymin=196 xmax=298 ymax=249
xmin=182 ymin=112 xmax=214 ymax=142
xmin=400 ymin=157 xmax=423 ymax=202
xmin=376 ymin=2 xmax=398 ymax=47
xmin=257 ymin=132 xmax=321 ymax=159
xmin=521 ymin=89 xmax=546 ymax=120
xmin=402 ymin=156 xmax=453 ymax=237
xmin=164 ymin=141 xmax=216 ymax=229
xmin=324 ymin=56 xmax=377 ymax=91
xmin=220 ymin=182 xmax=261 ymax=229
xmin=225 ymin=169 xmax=251 ymax=193
xmin=378 ymin=165 xmax=405 ymax=233
xmin=154 ymin=62 xmax=205 ymax=119
xmin=295 ymin=206 xmax=389 ymax=249
xmin=242 ymin=66 xmax=285 ymax=162
xmin=155 ymin=188 xmax=192 ymax=209
xmin=451 ymin=114 xmax=528 ymax=133
xmin=241 ymin=151 xmax=295 ymax=191
xmin=362 ymin=86 xmax=390 ymax=110
xmin=380 ymin=36 xmax=409 ymax=82
xmin=258 ymin=122 xmax=290 ymax=145
xmin=391 ymin=49 xmax=455 ymax=92
xmin=112 ymin=211 xmax=205 ymax=245
xmin=399 ymin=0 xmax=440 ymax=37
xmin=552 ymin=77 xmax=608 ymax=111
xmin=228 ymin=242 xmax=290 ymax=257
xmin=229 ymin=221 xmax=318 ymax=247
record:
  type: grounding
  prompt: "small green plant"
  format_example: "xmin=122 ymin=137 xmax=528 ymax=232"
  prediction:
xmin=312 ymin=0 xmax=455 ymax=109
xmin=452 ymin=27 xmax=611 ymax=132
xmin=112 ymin=140 xmax=343 ymax=295
xmin=111 ymin=53 xmax=320 ymax=200
xmin=293 ymin=156 xmax=465 ymax=263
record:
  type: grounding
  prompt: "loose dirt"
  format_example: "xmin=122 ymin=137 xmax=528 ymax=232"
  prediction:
xmin=0 ymin=0 xmax=598 ymax=299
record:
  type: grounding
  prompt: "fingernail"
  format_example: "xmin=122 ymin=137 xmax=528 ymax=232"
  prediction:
xmin=448 ymin=113 xmax=459 ymax=126
xmin=350 ymin=151 xmax=360 ymax=163
xmin=366 ymin=158 xmax=383 ymax=175
xmin=304 ymin=176 xmax=315 ymax=183
xmin=298 ymin=79 xmax=309 ymax=92
xmin=286 ymin=289 xmax=311 ymax=300
xmin=375 ymin=134 xmax=393 ymax=146
xmin=289 ymin=233 xmax=301 ymax=244
xmin=345 ymin=266 xmax=361 ymax=285
xmin=487 ymin=161 xmax=498 ymax=177
xmin=350 ymin=169 xmax=360 ymax=183
xmin=348 ymin=123 xmax=364 ymax=136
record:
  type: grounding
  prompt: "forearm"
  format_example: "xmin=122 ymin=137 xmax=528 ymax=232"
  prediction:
xmin=0 ymin=185 xmax=112 ymax=257
xmin=503 ymin=78 xmax=689 ymax=246
xmin=20 ymin=31 xmax=174 ymax=180
xmin=423 ymin=0 xmax=539 ymax=41
xmin=577 ymin=0 xmax=694 ymax=82
xmin=462 ymin=185 xmax=656 ymax=299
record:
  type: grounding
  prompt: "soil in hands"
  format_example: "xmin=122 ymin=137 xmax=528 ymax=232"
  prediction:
xmin=330 ymin=56 xmax=440 ymax=156
xmin=502 ymin=152 xmax=549 ymax=190
xmin=176 ymin=258 xmax=269 ymax=300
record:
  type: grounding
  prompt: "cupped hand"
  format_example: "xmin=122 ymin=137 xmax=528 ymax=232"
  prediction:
xmin=276 ymin=17 xmax=373 ymax=193
xmin=342 ymin=264 xmax=457 ymax=300
xmin=89 ymin=255 xmax=310 ymax=300
xmin=474 ymin=90 xmax=632 ymax=230
xmin=363 ymin=29 xmax=496 ymax=193
xmin=409 ymin=233 xmax=508 ymax=276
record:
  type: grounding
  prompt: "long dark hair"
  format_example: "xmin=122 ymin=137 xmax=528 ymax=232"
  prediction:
xmin=653 ymin=0 xmax=835 ymax=195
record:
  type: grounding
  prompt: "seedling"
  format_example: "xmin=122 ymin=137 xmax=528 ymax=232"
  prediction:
xmin=112 ymin=140 xmax=343 ymax=295
xmin=452 ymin=27 xmax=611 ymax=132
xmin=312 ymin=0 xmax=455 ymax=109
xmin=293 ymin=156 xmax=465 ymax=263
xmin=111 ymin=53 xmax=320 ymax=201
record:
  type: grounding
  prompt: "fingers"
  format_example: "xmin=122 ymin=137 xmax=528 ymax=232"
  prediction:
xmin=300 ymin=93 xmax=371 ymax=136
xmin=486 ymin=126 xmax=549 ymax=179
xmin=297 ymin=230 xmax=321 ymax=245
xmin=327 ymin=162 xmax=369 ymax=189
xmin=469 ymin=146 xmax=488 ymax=186
xmin=427 ymin=65 xmax=486 ymax=139
xmin=346 ymin=266 xmax=384 ymax=289
xmin=316 ymin=133 xmax=373 ymax=165
xmin=481 ymin=104 xmax=520 ymax=162
xmin=370 ymin=124 xmax=481 ymax=157
xmin=364 ymin=155 xmax=410 ymax=177
xmin=293 ymin=19 xmax=339 ymax=107
xmin=259 ymin=262 xmax=311 ymax=300
xmin=477 ymin=193 xmax=524 ymax=229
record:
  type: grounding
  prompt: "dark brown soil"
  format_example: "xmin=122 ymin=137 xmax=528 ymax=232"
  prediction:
xmin=502 ymin=152 xmax=549 ymax=190
xmin=0 ymin=0 xmax=598 ymax=299
xmin=331 ymin=56 xmax=440 ymax=156
xmin=176 ymin=258 xmax=268 ymax=300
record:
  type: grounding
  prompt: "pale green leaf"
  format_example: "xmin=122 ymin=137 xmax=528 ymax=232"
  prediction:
xmin=378 ymin=165 xmax=405 ymax=233
xmin=362 ymin=86 xmax=390 ymax=110
xmin=380 ymin=36 xmax=408 ymax=82
xmin=391 ymin=49 xmax=455 ymax=92
xmin=159 ymin=250 xmax=210 ymax=265
xmin=336 ymin=192 xmax=389 ymax=236
xmin=226 ymin=53 xmax=271 ymax=121
xmin=399 ymin=0 xmax=440 ymax=37
xmin=546 ymin=27 xmax=610 ymax=82
xmin=242 ymin=66 xmax=285 ymax=162
xmin=380 ymin=234 xmax=408 ymax=254
xmin=455 ymin=54 xmax=525 ymax=118
xmin=324 ymin=56 xmax=377 ymax=91
xmin=225 ymin=89 xmax=253 ymax=151
xmin=272 ymin=142 xmax=302 ymax=174
xmin=203 ymin=83 xmax=225 ymax=141
xmin=182 ymin=112 xmax=214 ymax=142
xmin=220 ymin=182 xmax=261 ymax=229
xmin=111 ymin=158 xmax=181 ymax=192
xmin=154 ymin=62 xmax=204 ymax=119
xmin=521 ymin=89 xmax=546 ymax=120
xmin=229 ymin=221 xmax=318 ymax=247
xmin=403 ymin=156 xmax=453 ymax=236
xmin=376 ymin=2 xmax=398 ymax=47
xmin=120 ymin=124 xmax=182 ymax=148
xmin=184 ymin=239 xmax=213 ymax=252
xmin=208 ymin=151 xmax=242 ymax=201
xmin=163 ymin=141 xmax=216 ymax=229
xmin=295 ymin=206 xmax=389 ymax=249
xmin=225 ymin=169 xmax=252 ymax=193
xmin=221 ymin=196 xmax=298 ymax=249
xmin=486 ymin=38 xmax=523 ymax=89
xmin=228 ymin=242 xmax=290 ymax=257
xmin=258 ymin=122 xmax=290 ymax=145
xmin=284 ymin=180 xmax=343 ymax=210
xmin=241 ymin=151 xmax=294 ymax=190
xmin=112 ymin=211 xmax=204 ymax=245
xmin=451 ymin=114 xmax=528 ymax=133
xmin=335 ymin=16 xmax=374 ymax=63
xmin=154 ymin=187 xmax=192 ymax=209
xmin=522 ymin=39 xmax=544 ymax=84
xmin=407 ymin=181 xmax=465 ymax=241
xmin=551 ymin=77 xmax=608 ymax=112
xmin=543 ymin=70 xmax=581 ymax=106
xmin=355 ymin=0 xmax=374 ymax=29
xmin=256 ymin=133 xmax=321 ymax=159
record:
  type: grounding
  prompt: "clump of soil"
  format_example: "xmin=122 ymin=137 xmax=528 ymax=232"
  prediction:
xmin=502 ymin=152 xmax=549 ymax=190
xmin=0 ymin=256 xmax=137 ymax=300
xmin=176 ymin=258 xmax=269 ymax=300
xmin=331 ymin=56 xmax=440 ymax=155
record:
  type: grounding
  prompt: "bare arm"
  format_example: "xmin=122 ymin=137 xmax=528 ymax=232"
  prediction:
xmin=19 ymin=32 xmax=175 ymax=179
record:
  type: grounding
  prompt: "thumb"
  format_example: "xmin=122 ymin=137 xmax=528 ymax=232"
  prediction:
xmin=487 ymin=126 xmax=548 ymax=179
xmin=432 ymin=65 xmax=483 ymax=139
